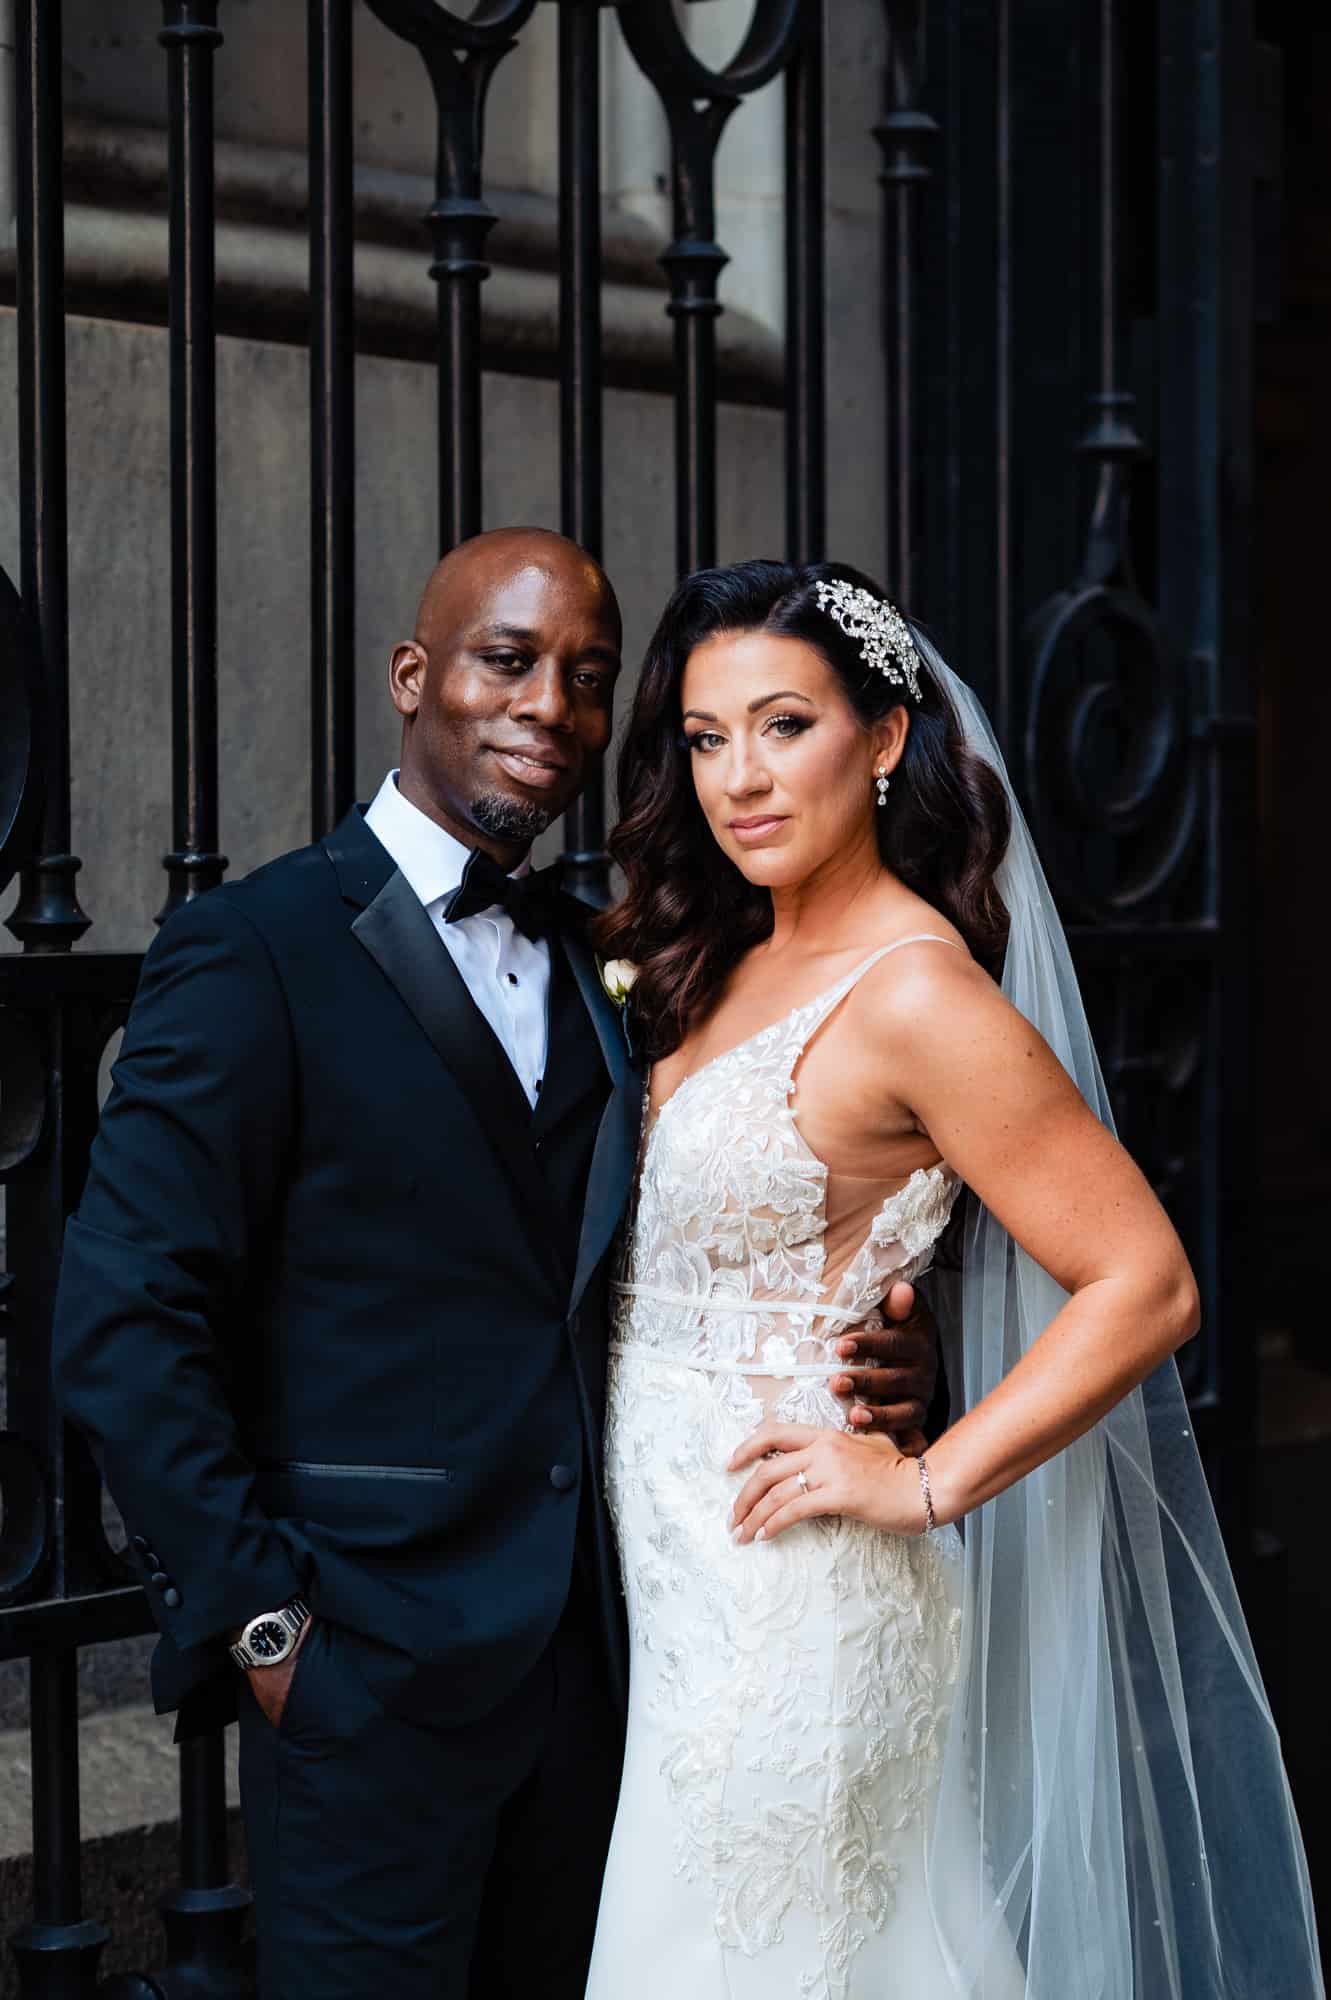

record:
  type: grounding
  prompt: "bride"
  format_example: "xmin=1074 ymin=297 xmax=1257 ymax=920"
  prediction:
xmin=584 ymin=560 xmax=1321 ymax=1999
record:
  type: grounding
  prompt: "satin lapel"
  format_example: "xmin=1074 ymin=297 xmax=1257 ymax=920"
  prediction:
xmin=351 ymin=869 xmax=569 ymax=1282
xmin=530 ymin=938 xmax=604 ymax=1144
xmin=559 ymin=924 xmax=629 ymax=1093
xmin=560 ymin=925 xmax=644 ymax=1317
xmin=569 ymin=1070 xmax=643 ymax=1320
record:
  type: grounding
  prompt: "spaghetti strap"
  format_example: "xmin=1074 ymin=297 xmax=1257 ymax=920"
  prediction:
xmin=797 ymin=933 xmax=964 ymax=1047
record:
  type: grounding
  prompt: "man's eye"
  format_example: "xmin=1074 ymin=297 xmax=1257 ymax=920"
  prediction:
xmin=482 ymin=650 xmax=526 ymax=669
xmin=574 ymin=671 xmax=610 ymax=695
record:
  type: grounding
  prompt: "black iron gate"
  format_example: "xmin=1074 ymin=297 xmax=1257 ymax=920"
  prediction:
xmin=0 ymin=0 xmax=1258 ymax=1991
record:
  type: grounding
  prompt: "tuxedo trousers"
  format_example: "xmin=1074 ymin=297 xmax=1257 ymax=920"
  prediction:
xmin=237 ymin=1565 xmax=623 ymax=2000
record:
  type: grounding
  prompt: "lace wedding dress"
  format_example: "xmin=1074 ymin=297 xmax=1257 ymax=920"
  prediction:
xmin=585 ymin=940 xmax=1024 ymax=2000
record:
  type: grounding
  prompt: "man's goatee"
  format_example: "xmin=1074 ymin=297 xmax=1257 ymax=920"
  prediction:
xmin=471 ymin=790 xmax=554 ymax=843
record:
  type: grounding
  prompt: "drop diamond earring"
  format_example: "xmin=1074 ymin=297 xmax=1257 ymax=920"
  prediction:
xmin=875 ymin=768 xmax=890 ymax=807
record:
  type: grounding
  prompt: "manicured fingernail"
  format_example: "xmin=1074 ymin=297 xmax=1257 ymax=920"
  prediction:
xmin=732 ymin=1526 xmax=743 ymax=1542
xmin=840 ymin=1340 xmax=857 ymax=1357
xmin=832 ymin=1376 xmax=851 ymax=1394
xmin=755 ymin=1528 xmax=767 ymax=1542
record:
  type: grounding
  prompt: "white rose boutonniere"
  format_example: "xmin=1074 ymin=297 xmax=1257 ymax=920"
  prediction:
xmin=598 ymin=958 xmax=639 ymax=1008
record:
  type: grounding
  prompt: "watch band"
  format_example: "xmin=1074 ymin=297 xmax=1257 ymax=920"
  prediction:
xmin=228 ymin=1596 xmax=311 ymax=1672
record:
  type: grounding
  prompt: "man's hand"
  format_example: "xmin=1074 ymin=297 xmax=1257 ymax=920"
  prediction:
xmin=828 ymin=1280 xmax=939 ymax=1452
xmin=246 ymin=1619 xmax=313 ymax=1730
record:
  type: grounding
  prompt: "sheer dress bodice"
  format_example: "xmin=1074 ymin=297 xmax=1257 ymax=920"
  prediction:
xmin=610 ymin=938 xmax=964 ymax=1425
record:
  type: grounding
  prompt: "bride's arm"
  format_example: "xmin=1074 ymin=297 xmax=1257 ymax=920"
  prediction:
xmin=729 ymin=948 xmax=1200 ymax=1541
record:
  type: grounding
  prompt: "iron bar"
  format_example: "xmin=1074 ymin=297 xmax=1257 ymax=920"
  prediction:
xmin=615 ymin=0 xmax=802 ymax=579
xmin=1076 ymin=0 xmax=1145 ymax=593
xmin=154 ymin=1735 xmax=250 ymax=1996
xmin=784 ymin=0 xmax=826 ymax=565
xmin=8 ymin=1650 xmax=109 ymax=1993
xmin=5 ymin=0 xmax=89 ymax=951
xmin=158 ymin=1 xmax=227 ymax=922
xmin=557 ymin=0 xmax=609 ymax=904
xmin=875 ymin=0 xmax=937 ymax=607
xmin=994 ymin=0 xmax=1011 ymax=744
xmin=309 ymin=0 xmax=357 ymax=841
xmin=361 ymin=0 xmax=536 ymax=553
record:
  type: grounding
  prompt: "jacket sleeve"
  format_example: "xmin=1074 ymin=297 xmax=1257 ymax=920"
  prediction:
xmin=52 ymin=892 xmax=306 ymax=1652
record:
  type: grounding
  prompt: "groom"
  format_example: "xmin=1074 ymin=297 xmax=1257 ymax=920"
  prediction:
xmin=53 ymin=529 xmax=938 ymax=1997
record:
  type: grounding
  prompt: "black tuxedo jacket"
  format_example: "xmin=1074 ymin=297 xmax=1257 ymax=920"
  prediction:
xmin=52 ymin=806 xmax=643 ymax=1737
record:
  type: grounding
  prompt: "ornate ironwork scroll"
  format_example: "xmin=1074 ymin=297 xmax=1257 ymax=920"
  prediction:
xmin=361 ymin=0 xmax=538 ymax=552
xmin=615 ymin=0 xmax=804 ymax=577
xmin=1020 ymin=0 xmax=1207 ymax=1418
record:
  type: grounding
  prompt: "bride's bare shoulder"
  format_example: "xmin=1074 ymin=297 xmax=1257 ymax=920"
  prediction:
xmin=853 ymin=929 xmax=1023 ymax=1052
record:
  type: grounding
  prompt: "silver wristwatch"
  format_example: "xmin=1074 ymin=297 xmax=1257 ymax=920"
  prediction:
xmin=229 ymin=1597 xmax=310 ymax=1671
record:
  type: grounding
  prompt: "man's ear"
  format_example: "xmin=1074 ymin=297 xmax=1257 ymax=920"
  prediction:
xmin=388 ymin=640 xmax=428 ymax=719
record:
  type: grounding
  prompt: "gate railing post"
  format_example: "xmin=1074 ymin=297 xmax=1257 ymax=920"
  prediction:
xmin=614 ymin=0 xmax=804 ymax=580
xmin=157 ymin=1 xmax=228 ymax=923
xmin=8 ymin=1651 xmax=109 ymax=1999
xmin=784 ymin=0 xmax=826 ymax=568
xmin=875 ymin=0 xmax=937 ymax=611
xmin=555 ymin=0 xmax=610 ymax=906
xmin=360 ymin=0 xmax=538 ymax=555
xmin=5 ymin=0 xmax=90 ymax=952
xmin=309 ymin=0 xmax=357 ymax=841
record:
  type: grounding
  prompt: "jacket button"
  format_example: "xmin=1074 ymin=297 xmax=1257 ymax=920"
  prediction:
xmin=549 ymin=1464 xmax=577 ymax=1492
xmin=162 ymin=1587 xmax=182 ymax=1610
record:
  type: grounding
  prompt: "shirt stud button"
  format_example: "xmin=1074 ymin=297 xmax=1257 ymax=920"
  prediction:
xmin=162 ymin=1587 xmax=182 ymax=1609
xmin=549 ymin=1464 xmax=577 ymax=1493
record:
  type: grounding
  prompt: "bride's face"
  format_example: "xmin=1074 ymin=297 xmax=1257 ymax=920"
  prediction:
xmin=680 ymin=630 xmax=904 ymax=889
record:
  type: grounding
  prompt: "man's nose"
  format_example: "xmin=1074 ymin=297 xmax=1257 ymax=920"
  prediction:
xmin=512 ymin=658 xmax=573 ymax=731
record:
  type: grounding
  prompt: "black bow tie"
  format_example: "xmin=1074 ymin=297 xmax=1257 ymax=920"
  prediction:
xmin=442 ymin=848 xmax=554 ymax=942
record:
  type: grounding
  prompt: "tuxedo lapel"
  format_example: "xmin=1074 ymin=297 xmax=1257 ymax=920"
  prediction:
xmin=350 ymin=867 xmax=570 ymax=1282
xmin=530 ymin=937 xmax=603 ymax=1145
xmin=558 ymin=920 xmax=644 ymax=1317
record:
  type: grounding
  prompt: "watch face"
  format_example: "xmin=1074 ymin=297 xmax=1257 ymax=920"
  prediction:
xmin=246 ymin=1617 xmax=291 ymax=1662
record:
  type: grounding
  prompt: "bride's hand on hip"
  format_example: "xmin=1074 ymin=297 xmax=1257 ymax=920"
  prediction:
xmin=727 ymin=1422 xmax=928 ymax=1542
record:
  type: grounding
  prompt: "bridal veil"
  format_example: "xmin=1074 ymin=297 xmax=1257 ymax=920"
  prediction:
xmin=914 ymin=632 xmax=1322 ymax=1997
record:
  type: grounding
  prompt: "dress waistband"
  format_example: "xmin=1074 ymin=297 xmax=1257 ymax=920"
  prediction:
xmin=611 ymin=1279 xmax=864 ymax=1327
xmin=608 ymin=1341 xmax=872 ymax=1379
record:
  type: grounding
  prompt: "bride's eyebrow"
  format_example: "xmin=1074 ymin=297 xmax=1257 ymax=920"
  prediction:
xmin=682 ymin=690 xmax=816 ymax=722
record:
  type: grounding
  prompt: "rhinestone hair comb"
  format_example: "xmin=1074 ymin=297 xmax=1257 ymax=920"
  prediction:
xmin=813 ymin=578 xmax=924 ymax=702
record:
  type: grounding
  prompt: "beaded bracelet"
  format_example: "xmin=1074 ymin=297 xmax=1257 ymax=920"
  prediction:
xmin=917 ymin=1454 xmax=937 ymax=1534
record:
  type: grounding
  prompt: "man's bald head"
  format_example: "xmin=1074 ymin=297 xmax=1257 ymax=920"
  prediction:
xmin=385 ymin=527 xmax=623 ymax=866
xmin=412 ymin=528 xmax=621 ymax=654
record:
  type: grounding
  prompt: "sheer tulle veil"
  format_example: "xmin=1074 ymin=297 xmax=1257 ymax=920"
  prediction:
xmin=912 ymin=629 xmax=1322 ymax=1997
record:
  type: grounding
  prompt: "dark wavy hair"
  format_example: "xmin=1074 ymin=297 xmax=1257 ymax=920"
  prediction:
xmin=595 ymin=559 xmax=1011 ymax=1060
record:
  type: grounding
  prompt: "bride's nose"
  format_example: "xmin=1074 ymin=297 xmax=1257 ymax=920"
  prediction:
xmin=722 ymin=739 xmax=772 ymax=800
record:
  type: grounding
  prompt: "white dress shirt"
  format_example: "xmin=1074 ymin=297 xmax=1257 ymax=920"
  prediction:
xmin=364 ymin=771 xmax=550 ymax=1108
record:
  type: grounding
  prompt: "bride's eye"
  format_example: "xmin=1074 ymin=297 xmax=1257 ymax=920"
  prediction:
xmin=684 ymin=731 xmax=726 ymax=754
xmin=765 ymin=713 xmax=810 ymax=739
